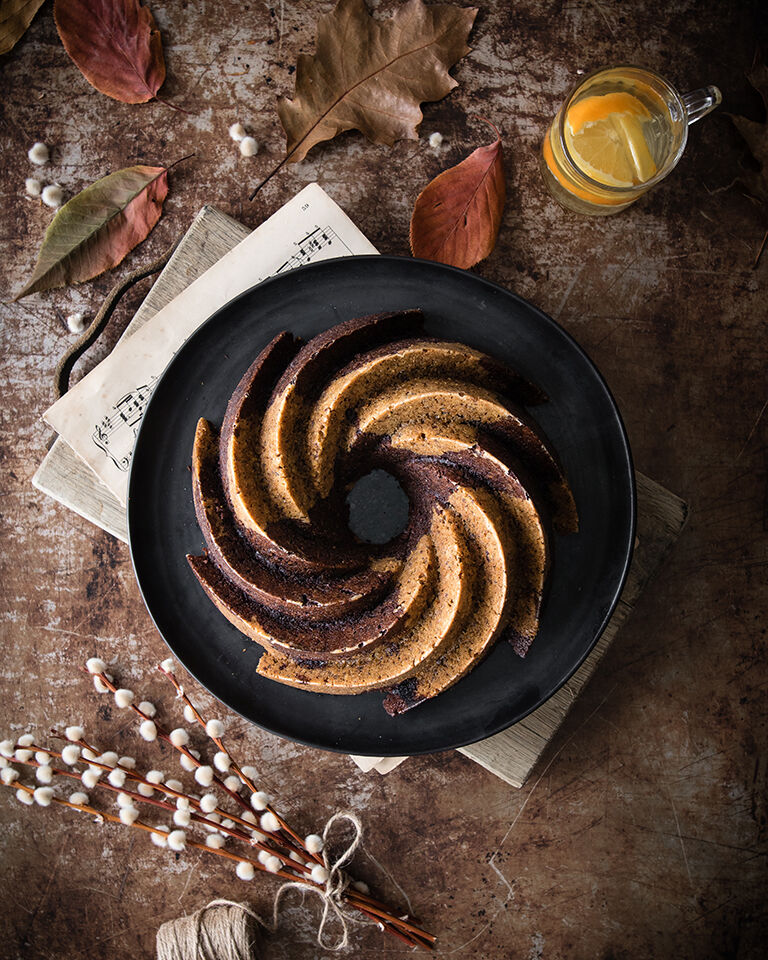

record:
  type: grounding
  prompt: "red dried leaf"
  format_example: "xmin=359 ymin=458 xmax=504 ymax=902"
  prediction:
xmin=15 ymin=165 xmax=168 ymax=299
xmin=410 ymin=129 xmax=506 ymax=270
xmin=53 ymin=0 xmax=165 ymax=104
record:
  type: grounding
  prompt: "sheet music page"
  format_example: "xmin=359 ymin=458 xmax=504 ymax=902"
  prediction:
xmin=43 ymin=183 xmax=378 ymax=505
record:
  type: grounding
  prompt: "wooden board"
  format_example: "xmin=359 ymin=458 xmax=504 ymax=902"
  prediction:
xmin=32 ymin=205 xmax=688 ymax=788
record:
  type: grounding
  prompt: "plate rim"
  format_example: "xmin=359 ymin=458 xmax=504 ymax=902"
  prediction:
xmin=127 ymin=254 xmax=637 ymax=756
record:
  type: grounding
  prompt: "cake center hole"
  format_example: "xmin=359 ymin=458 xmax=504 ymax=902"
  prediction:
xmin=346 ymin=470 xmax=410 ymax=545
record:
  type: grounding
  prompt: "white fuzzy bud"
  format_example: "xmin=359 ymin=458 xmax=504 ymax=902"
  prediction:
xmin=139 ymin=720 xmax=157 ymax=742
xmin=14 ymin=749 xmax=32 ymax=762
xmin=305 ymin=833 xmax=324 ymax=854
xmin=165 ymin=779 xmax=183 ymax=793
xmin=236 ymin=861 xmax=255 ymax=880
xmin=41 ymin=184 xmax=63 ymax=208
xmin=250 ymin=791 xmax=270 ymax=811
xmin=81 ymin=748 xmax=97 ymax=762
xmin=428 ymin=131 xmax=444 ymax=149
xmin=33 ymin=787 xmax=54 ymax=806
xmin=93 ymin=675 xmax=109 ymax=693
xmin=259 ymin=811 xmax=280 ymax=833
xmin=34 ymin=751 xmax=50 ymax=764
xmin=194 ymin=765 xmax=214 ymax=787
xmin=311 ymin=864 xmax=329 ymax=885
xmin=179 ymin=753 xmax=196 ymax=772
xmin=118 ymin=756 xmax=136 ymax=770
xmin=239 ymin=136 xmax=258 ymax=157
xmin=1 ymin=768 xmax=19 ymax=784
xmin=137 ymin=782 xmax=154 ymax=797
xmin=18 ymin=734 xmax=34 ymax=747
xmin=119 ymin=806 xmax=139 ymax=825
xmin=241 ymin=766 xmax=258 ymax=780
xmin=108 ymin=769 xmax=126 ymax=788
xmin=265 ymin=855 xmax=282 ymax=874
xmin=169 ymin=728 xmax=189 ymax=747
xmin=205 ymin=719 xmax=224 ymax=739
xmin=289 ymin=851 xmax=303 ymax=863
xmin=61 ymin=745 xmax=80 ymax=765
xmin=69 ymin=792 xmax=89 ymax=805
xmin=99 ymin=751 xmax=119 ymax=767
xmin=65 ymin=726 xmax=85 ymax=742
xmin=168 ymin=829 xmax=186 ymax=851
xmin=25 ymin=177 xmax=42 ymax=197
xmin=229 ymin=122 xmax=246 ymax=142
xmin=174 ymin=797 xmax=188 ymax=812
xmin=173 ymin=809 xmax=191 ymax=827
xmin=242 ymin=810 xmax=257 ymax=825
xmin=36 ymin=765 xmax=53 ymax=784
xmin=0 ymin=757 xmax=8 ymax=769
xmin=183 ymin=704 xmax=196 ymax=723
xmin=86 ymin=657 xmax=106 ymax=674
xmin=224 ymin=775 xmax=240 ymax=792
xmin=117 ymin=792 xmax=134 ymax=808
xmin=151 ymin=829 xmax=168 ymax=848
xmin=160 ymin=658 xmax=175 ymax=673
xmin=114 ymin=689 xmax=134 ymax=709
xmin=16 ymin=789 xmax=34 ymax=805
xmin=146 ymin=770 xmax=164 ymax=785
xmin=81 ymin=769 xmax=99 ymax=789
xmin=205 ymin=834 xmax=225 ymax=849
xmin=352 ymin=880 xmax=370 ymax=894
xmin=213 ymin=751 xmax=230 ymax=772
xmin=220 ymin=819 xmax=235 ymax=830
xmin=0 ymin=741 xmax=15 ymax=758
xmin=138 ymin=701 xmax=156 ymax=718
xmin=257 ymin=849 xmax=271 ymax=865
xmin=28 ymin=141 xmax=49 ymax=165
xmin=199 ymin=794 xmax=217 ymax=813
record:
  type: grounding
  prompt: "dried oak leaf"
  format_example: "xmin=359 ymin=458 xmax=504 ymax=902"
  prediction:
xmin=15 ymin=165 xmax=168 ymax=299
xmin=731 ymin=60 xmax=768 ymax=202
xmin=410 ymin=126 xmax=505 ymax=269
xmin=53 ymin=0 xmax=165 ymax=104
xmin=278 ymin=0 xmax=478 ymax=164
xmin=0 ymin=0 xmax=46 ymax=56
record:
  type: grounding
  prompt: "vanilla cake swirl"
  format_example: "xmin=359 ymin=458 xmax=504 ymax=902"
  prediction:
xmin=187 ymin=311 xmax=578 ymax=715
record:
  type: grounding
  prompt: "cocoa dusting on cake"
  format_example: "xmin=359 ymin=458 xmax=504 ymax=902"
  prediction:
xmin=186 ymin=311 xmax=578 ymax=713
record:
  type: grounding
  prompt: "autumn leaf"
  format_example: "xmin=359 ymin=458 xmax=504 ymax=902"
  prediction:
xmin=53 ymin=0 xmax=166 ymax=104
xmin=0 ymin=0 xmax=45 ymax=56
xmin=731 ymin=60 xmax=768 ymax=203
xmin=410 ymin=124 xmax=505 ymax=270
xmin=278 ymin=0 xmax=477 ymax=164
xmin=15 ymin=165 xmax=169 ymax=299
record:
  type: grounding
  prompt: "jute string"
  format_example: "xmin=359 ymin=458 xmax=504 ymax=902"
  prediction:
xmin=156 ymin=813 xmax=368 ymax=958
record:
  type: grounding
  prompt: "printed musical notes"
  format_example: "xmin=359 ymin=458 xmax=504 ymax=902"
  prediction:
xmin=275 ymin=225 xmax=351 ymax=273
xmin=91 ymin=378 xmax=157 ymax=471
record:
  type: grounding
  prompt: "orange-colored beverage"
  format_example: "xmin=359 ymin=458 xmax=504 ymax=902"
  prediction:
xmin=541 ymin=66 xmax=721 ymax=215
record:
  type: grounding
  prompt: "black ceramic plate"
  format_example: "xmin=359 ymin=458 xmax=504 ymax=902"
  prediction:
xmin=128 ymin=256 xmax=635 ymax=756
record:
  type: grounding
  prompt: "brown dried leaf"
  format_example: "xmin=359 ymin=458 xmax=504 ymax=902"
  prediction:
xmin=410 ymin=128 xmax=505 ymax=270
xmin=278 ymin=0 xmax=477 ymax=164
xmin=15 ymin=165 xmax=168 ymax=299
xmin=53 ymin=0 xmax=165 ymax=104
xmin=731 ymin=60 xmax=768 ymax=202
xmin=0 ymin=0 xmax=45 ymax=55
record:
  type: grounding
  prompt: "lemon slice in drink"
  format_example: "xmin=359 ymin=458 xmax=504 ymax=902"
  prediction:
xmin=564 ymin=91 xmax=657 ymax=188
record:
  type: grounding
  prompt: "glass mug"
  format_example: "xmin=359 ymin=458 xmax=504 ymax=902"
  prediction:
xmin=541 ymin=65 xmax=722 ymax=215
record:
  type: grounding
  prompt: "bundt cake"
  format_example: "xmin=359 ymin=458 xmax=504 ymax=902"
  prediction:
xmin=187 ymin=310 xmax=578 ymax=715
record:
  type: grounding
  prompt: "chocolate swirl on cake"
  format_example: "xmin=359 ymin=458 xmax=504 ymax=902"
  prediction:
xmin=187 ymin=311 xmax=578 ymax=715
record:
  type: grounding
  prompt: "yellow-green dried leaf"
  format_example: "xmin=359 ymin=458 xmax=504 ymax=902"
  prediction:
xmin=15 ymin=165 xmax=169 ymax=299
xmin=0 ymin=0 xmax=46 ymax=55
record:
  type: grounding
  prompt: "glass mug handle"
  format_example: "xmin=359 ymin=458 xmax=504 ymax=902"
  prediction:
xmin=682 ymin=85 xmax=722 ymax=125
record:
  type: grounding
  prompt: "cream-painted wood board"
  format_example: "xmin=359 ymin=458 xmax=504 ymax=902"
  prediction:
xmin=32 ymin=205 xmax=688 ymax=788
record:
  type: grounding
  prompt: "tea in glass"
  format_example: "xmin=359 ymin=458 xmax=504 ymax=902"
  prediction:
xmin=541 ymin=65 xmax=721 ymax=215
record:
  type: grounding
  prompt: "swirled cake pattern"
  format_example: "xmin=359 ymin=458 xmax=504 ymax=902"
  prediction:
xmin=187 ymin=311 xmax=578 ymax=715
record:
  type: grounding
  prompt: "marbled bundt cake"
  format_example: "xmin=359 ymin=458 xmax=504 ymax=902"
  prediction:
xmin=187 ymin=310 xmax=578 ymax=714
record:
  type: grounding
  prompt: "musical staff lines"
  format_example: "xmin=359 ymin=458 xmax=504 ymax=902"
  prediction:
xmin=275 ymin=225 xmax=351 ymax=273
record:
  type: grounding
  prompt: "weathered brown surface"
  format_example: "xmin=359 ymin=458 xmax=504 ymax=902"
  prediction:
xmin=0 ymin=1 xmax=766 ymax=958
